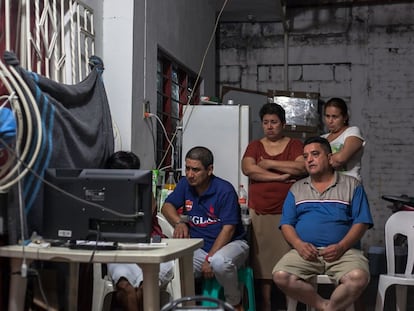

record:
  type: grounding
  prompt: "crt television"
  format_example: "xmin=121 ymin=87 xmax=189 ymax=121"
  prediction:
xmin=42 ymin=168 xmax=153 ymax=243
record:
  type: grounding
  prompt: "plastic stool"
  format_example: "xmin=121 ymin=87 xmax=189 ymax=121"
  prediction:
xmin=201 ymin=266 xmax=256 ymax=311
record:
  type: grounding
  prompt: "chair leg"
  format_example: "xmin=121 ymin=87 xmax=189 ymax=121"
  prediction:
xmin=92 ymin=263 xmax=115 ymax=311
xmin=201 ymin=267 xmax=256 ymax=310
xmin=166 ymin=259 xmax=182 ymax=300
xmin=375 ymin=277 xmax=389 ymax=311
xmin=286 ymin=296 xmax=298 ymax=311
xmin=201 ymin=278 xmax=222 ymax=306
xmin=238 ymin=267 xmax=256 ymax=311
xmin=395 ymin=284 xmax=407 ymax=311
xmin=92 ymin=263 xmax=105 ymax=311
xmin=375 ymin=291 xmax=384 ymax=311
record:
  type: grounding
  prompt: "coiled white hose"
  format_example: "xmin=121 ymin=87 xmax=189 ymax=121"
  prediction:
xmin=0 ymin=59 xmax=43 ymax=192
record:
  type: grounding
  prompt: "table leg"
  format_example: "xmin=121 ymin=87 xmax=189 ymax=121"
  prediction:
xmin=140 ymin=263 xmax=160 ymax=311
xmin=8 ymin=259 xmax=27 ymax=311
xmin=68 ymin=262 xmax=79 ymax=311
xmin=180 ymin=254 xmax=195 ymax=298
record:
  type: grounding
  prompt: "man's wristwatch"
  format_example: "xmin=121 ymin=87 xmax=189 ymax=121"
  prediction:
xmin=205 ymin=254 xmax=212 ymax=263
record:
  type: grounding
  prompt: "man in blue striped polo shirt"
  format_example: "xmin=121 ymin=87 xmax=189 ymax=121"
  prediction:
xmin=273 ymin=136 xmax=373 ymax=311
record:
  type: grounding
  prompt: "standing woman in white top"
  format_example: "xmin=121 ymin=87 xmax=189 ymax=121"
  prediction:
xmin=321 ymin=98 xmax=365 ymax=181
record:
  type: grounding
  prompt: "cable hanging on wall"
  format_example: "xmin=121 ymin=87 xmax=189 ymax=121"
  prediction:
xmin=146 ymin=0 xmax=230 ymax=173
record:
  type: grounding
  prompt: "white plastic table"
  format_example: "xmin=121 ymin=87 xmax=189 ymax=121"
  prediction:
xmin=0 ymin=238 xmax=203 ymax=311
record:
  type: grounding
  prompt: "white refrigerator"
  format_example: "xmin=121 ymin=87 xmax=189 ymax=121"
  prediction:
xmin=181 ymin=105 xmax=250 ymax=192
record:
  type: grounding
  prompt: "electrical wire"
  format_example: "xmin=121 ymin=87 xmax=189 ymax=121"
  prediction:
xmin=145 ymin=112 xmax=174 ymax=171
xmin=16 ymin=148 xmax=27 ymax=274
xmin=11 ymin=267 xmax=51 ymax=310
xmin=88 ymin=222 xmax=100 ymax=264
xmin=0 ymin=136 xmax=143 ymax=219
xmin=143 ymin=107 xmax=157 ymax=169
xmin=0 ymin=94 xmax=12 ymax=105
xmin=112 ymin=119 xmax=122 ymax=151
xmin=182 ymin=0 xmax=229 ymax=116
xmin=34 ymin=269 xmax=50 ymax=310
xmin=151 ymin=0 xmax=230 ymax=172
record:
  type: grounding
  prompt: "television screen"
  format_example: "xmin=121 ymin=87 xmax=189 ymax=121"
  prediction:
xmin=42 ymin=168 xmax=153 ymax=243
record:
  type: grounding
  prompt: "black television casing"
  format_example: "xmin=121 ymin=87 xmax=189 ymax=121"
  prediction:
xmin=42 ymin=168 xmax=153 ymax=243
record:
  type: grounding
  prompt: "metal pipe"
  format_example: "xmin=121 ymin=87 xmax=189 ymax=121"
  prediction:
xmin=143 ymin=0 xmax=148 ymax=100
xmin=284 ymin=30 xmax=289 ymax=91
xmin=5 ymin=0 xmax=10 ymax=51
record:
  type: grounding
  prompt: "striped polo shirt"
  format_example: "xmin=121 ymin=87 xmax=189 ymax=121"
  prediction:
xmin=280 ymin=172 xmax=373 ymax=248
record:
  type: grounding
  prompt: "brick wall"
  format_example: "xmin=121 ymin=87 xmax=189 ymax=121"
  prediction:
xmin=217 ymin=3 xmax=414 ymax=249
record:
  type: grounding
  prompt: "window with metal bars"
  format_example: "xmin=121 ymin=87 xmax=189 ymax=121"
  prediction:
xmin=156 ymin=51 xmax=201 ymax=172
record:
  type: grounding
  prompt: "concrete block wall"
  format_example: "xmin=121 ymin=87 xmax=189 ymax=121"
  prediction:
xmin=217 ymin=3 xmax=414 ymax=250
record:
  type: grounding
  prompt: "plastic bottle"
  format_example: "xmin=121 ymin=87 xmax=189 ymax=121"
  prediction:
xmin=164 ymin=172 xmax=176 ymax=191
xmin=159 ymin=172 xmax=176 ymax=212
xmin=238 ymin=184 xmax=250 ymax=226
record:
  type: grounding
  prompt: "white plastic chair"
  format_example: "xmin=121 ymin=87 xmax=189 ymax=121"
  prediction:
xmin=286 ymin=274 xmax=355 ymax=311
xmin=92 ymin=263 xmax=115 ymax=311
xmin=375 ymin=211 xmax=414 ymax=311
xmin=157 ymin=213 xmax=175 ymax=238
xmin=157 ymin=213 xmax=183 ymax=300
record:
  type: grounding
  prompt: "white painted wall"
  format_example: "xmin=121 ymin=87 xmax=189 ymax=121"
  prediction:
xmin=102 ymin=0 xmax=134 ymax=151
xmin=90 ymin=0 xmax=216 ymax=169
xmin=131 ymin=1 xmax=216 ymax=169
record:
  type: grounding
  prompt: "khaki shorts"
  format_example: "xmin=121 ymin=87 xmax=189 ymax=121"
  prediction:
xmin=272 ymin=248 xmax=369 ymax=282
